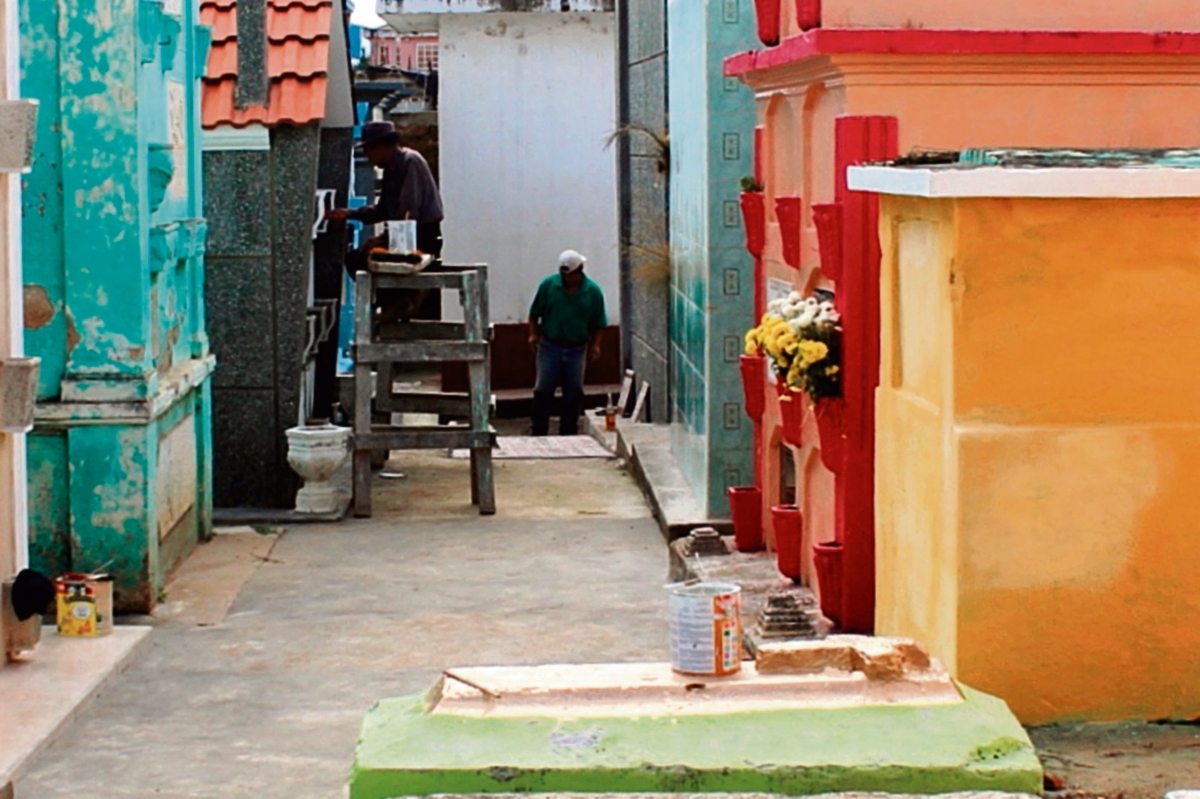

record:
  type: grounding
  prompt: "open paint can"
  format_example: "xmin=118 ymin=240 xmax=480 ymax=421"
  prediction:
xmin=668 ymin=581 xmax=742 ymax=676
xmin=55 ymin=572 xmax=114 ymax=637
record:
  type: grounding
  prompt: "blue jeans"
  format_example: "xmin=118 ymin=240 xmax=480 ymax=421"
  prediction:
xmin=533 ymin=340 xmax=587 ymax=436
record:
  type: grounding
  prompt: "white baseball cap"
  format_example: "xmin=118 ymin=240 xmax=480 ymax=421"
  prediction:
xmin=558 ymin=249 xmax=587 ymax=273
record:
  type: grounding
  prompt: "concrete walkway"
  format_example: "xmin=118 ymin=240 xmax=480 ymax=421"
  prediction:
xmin=16 ymin=452 xmax=667 ymax=799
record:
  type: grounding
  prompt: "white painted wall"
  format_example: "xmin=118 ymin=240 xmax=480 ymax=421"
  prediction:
xmin=0 ymin=0 xmax=29 ymax=586
xmin=438 ymin=12 xmax=619 ymax=323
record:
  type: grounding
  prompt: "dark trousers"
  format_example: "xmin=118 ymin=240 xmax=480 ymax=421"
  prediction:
xmin=532 ymin=340 xmax=587 ymax=436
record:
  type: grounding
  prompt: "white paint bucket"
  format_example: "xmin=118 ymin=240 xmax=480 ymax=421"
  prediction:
xmin=669 ymin=582 xmax=743 ymax=676
xmin=387 ymin=220 xmax=418 ymax=254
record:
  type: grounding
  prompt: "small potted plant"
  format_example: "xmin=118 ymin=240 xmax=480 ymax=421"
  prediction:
xmin=739 ymin=176 xmax=766 ymax=261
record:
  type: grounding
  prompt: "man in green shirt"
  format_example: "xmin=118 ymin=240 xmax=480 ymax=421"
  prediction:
xmin=528 ymin=250 xmax=608 ymax=436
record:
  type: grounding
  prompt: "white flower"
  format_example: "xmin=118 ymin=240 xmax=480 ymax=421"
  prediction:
xmin=796 ymin=310 xmax=816 ymax=328
xmin=819 ymin=301 xmax=835 ymax=312
xmin=788 ymin=291 xmax=803 ymax=303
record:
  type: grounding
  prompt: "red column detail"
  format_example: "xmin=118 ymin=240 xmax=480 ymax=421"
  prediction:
xmin=832 ymin=115 xmax=898 ymax=634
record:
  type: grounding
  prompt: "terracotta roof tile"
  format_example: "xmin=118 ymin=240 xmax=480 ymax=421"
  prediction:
xmin=199 ymin=4 xmax=237 ymax=41
xmin=268 ymin=4 xmax=333 ymax=41
xmin=206 ymin=38 xmax=330 ymax=80
xmin=203 ymin=76 xmax=329 ymax=128
xmin=200 ymin=0 xmax=335 ymax=129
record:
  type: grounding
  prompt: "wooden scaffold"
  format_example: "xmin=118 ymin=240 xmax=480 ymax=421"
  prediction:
xmin=351 ymin=264 xmax=496 ymax=516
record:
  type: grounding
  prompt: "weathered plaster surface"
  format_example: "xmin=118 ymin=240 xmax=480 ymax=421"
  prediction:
xmin=351 ymin=685 xmax=1041 ymax=798
xmin=20 ymin=0 xmax=214 ymax=611
xmin=875 ymin=193 xmax=1200 ymax=723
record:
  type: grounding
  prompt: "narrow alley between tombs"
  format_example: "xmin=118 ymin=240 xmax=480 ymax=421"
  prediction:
xmin=16 ymin=450 xmax=667 ymax=799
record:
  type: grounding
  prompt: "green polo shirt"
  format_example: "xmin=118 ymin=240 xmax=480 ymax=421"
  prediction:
xmin=529 ymin=273 xmax=607 ymax=346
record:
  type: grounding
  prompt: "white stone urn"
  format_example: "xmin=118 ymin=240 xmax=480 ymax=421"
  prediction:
xmin=286 ymin=421 xmax=351 ymax=514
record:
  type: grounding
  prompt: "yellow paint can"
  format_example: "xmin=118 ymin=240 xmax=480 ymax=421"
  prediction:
xmin=55 ymin=573 xmax=114 ymax=637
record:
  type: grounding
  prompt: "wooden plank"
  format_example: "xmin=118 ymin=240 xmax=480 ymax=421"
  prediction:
xmin=356 ymin=341 xmax=488 ymax=364
xmin=373 ymin=272 xmax=468 ymax=291
xmin=375 ymin=392 xmax=472 ymax=416
xmin=355 ymin=427 xmax=496 ymax=451
xmin=378 ymin=321 xmax=467 ymax=342
xmin=353 ymin=449 xmax=373 ymax=518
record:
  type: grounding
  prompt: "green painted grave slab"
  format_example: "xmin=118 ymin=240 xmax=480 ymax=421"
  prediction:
xmin=350 ymin=685 xmax=1042 ymax=799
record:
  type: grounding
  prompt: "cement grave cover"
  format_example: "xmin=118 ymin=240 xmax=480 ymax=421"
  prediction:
xmin=350 ymin=660 xmax=1042 ymax=798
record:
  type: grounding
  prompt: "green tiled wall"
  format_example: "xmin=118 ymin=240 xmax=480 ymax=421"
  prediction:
xmin=667 ymin=0 xmax=758 ymax=517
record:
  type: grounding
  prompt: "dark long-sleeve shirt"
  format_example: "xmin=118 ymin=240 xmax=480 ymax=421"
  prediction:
xmin=349 ymin=148 xmax=444 ymax=226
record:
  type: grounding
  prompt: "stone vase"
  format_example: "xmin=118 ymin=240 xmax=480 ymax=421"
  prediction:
xmin=286 ymin=422 xmax=351 ymax=514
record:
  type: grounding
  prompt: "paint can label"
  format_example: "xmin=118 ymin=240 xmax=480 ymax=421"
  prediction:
xmin=55 ymin=574 xmax=114 ymax=637
xmin=669 ymin=582 xmax=742 ymax=676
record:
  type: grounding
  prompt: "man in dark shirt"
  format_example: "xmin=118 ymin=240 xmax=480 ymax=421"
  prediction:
xmin=528 ymin=250 xmax=607 ymax=436
xmin=328 ymin=121 xmax=444 ymax=320
xmin=328 ymin=121 xmax=444 ymax=255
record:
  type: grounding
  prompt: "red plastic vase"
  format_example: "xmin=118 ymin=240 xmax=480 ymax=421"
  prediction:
xmin=770 ymin=504 xmax=803 ymax=582
xmin=815 ymin=396 xmax=846 ymax=474
xmin=774 ymin=196 xmax=803 ymax=270
xmin=752 ymin=0 xmax=781 ymax=47
xmin=778 ymin=388 xmax=804 ymax=448
xmin=728 ymin=486 xmax=764 ymax=553
xmin=812 ymin=539 xmax=844 ymax=628
xmin=811 ymin=202 xmax=844 ymax=281
xmin=796 ymin=0 xmax=821 ymax=30
xmin=740 ymin=192 xmax=767 ymax=260
xmin=739 ymin=354 xmax=767 ymax=424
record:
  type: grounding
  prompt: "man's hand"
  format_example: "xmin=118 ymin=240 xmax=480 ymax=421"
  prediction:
xmin=589 ymin=341 xmax=602 ymax=362
xmin=325 ymin=208 xmax=351 ymax=222
xmin=528 ymin=332 xmax=541 ymax=353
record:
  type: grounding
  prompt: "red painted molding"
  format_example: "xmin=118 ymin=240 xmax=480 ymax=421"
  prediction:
xmin=774 ymin=195 xmax=804 ymax=270
xmin=812 ymin=202 xmax=844 ymax=282
xmin=725 ymin=28 xmax=1200 ymax=76
xmin=833 ymin=115 xmax=898 ymax=636
xmin=753 ymin=126 xmax=765 ymax=186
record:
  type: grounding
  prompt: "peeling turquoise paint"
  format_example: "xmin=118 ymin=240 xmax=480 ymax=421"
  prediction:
xmin=21 ymin=0 xmax=214 ymax=612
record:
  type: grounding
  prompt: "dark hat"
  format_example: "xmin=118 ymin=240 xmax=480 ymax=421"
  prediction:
xmin=359 ymin=121 xmax=400 ymax=148
xmin=11 ymin=569 xmax=55 ymax=621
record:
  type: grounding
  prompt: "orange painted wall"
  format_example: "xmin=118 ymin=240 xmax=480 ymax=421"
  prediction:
xmin=742 ymin=51 xmax=1200 ymax=638
xmin=810 ymin=0 xmax=1200 ymax=37
xmin=877 ymin=195 xmax=1200 ymax=723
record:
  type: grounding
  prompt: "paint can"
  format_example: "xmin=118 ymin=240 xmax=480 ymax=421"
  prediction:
xmin=387 ymin=220 xmax=418 ymax=254
xmin=55 ymin=573 xmax=114 ymax=637
xmin=668 ymin=581 xmax=742 ymax=676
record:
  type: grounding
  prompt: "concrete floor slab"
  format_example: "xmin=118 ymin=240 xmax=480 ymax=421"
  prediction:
xmin=156 ymin=529 xmax=280 ymax=627
xmin=16 ymin=511 xmax=670 ymax=799
xmin=351 ymin=684 xmax=1042 ymax=798
xmin=0 ymin=626 xmax=149 ymax=789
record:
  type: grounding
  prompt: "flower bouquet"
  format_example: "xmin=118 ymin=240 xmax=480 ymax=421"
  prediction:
xmin=744 ymin=292 xmax=844 ymax=457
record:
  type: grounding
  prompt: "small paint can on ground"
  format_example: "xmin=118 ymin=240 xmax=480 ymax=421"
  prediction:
xmin=55 ymin=573 xmax=114 ymax=637
xmin=669 ymin=582 xmax=742 ymax=676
